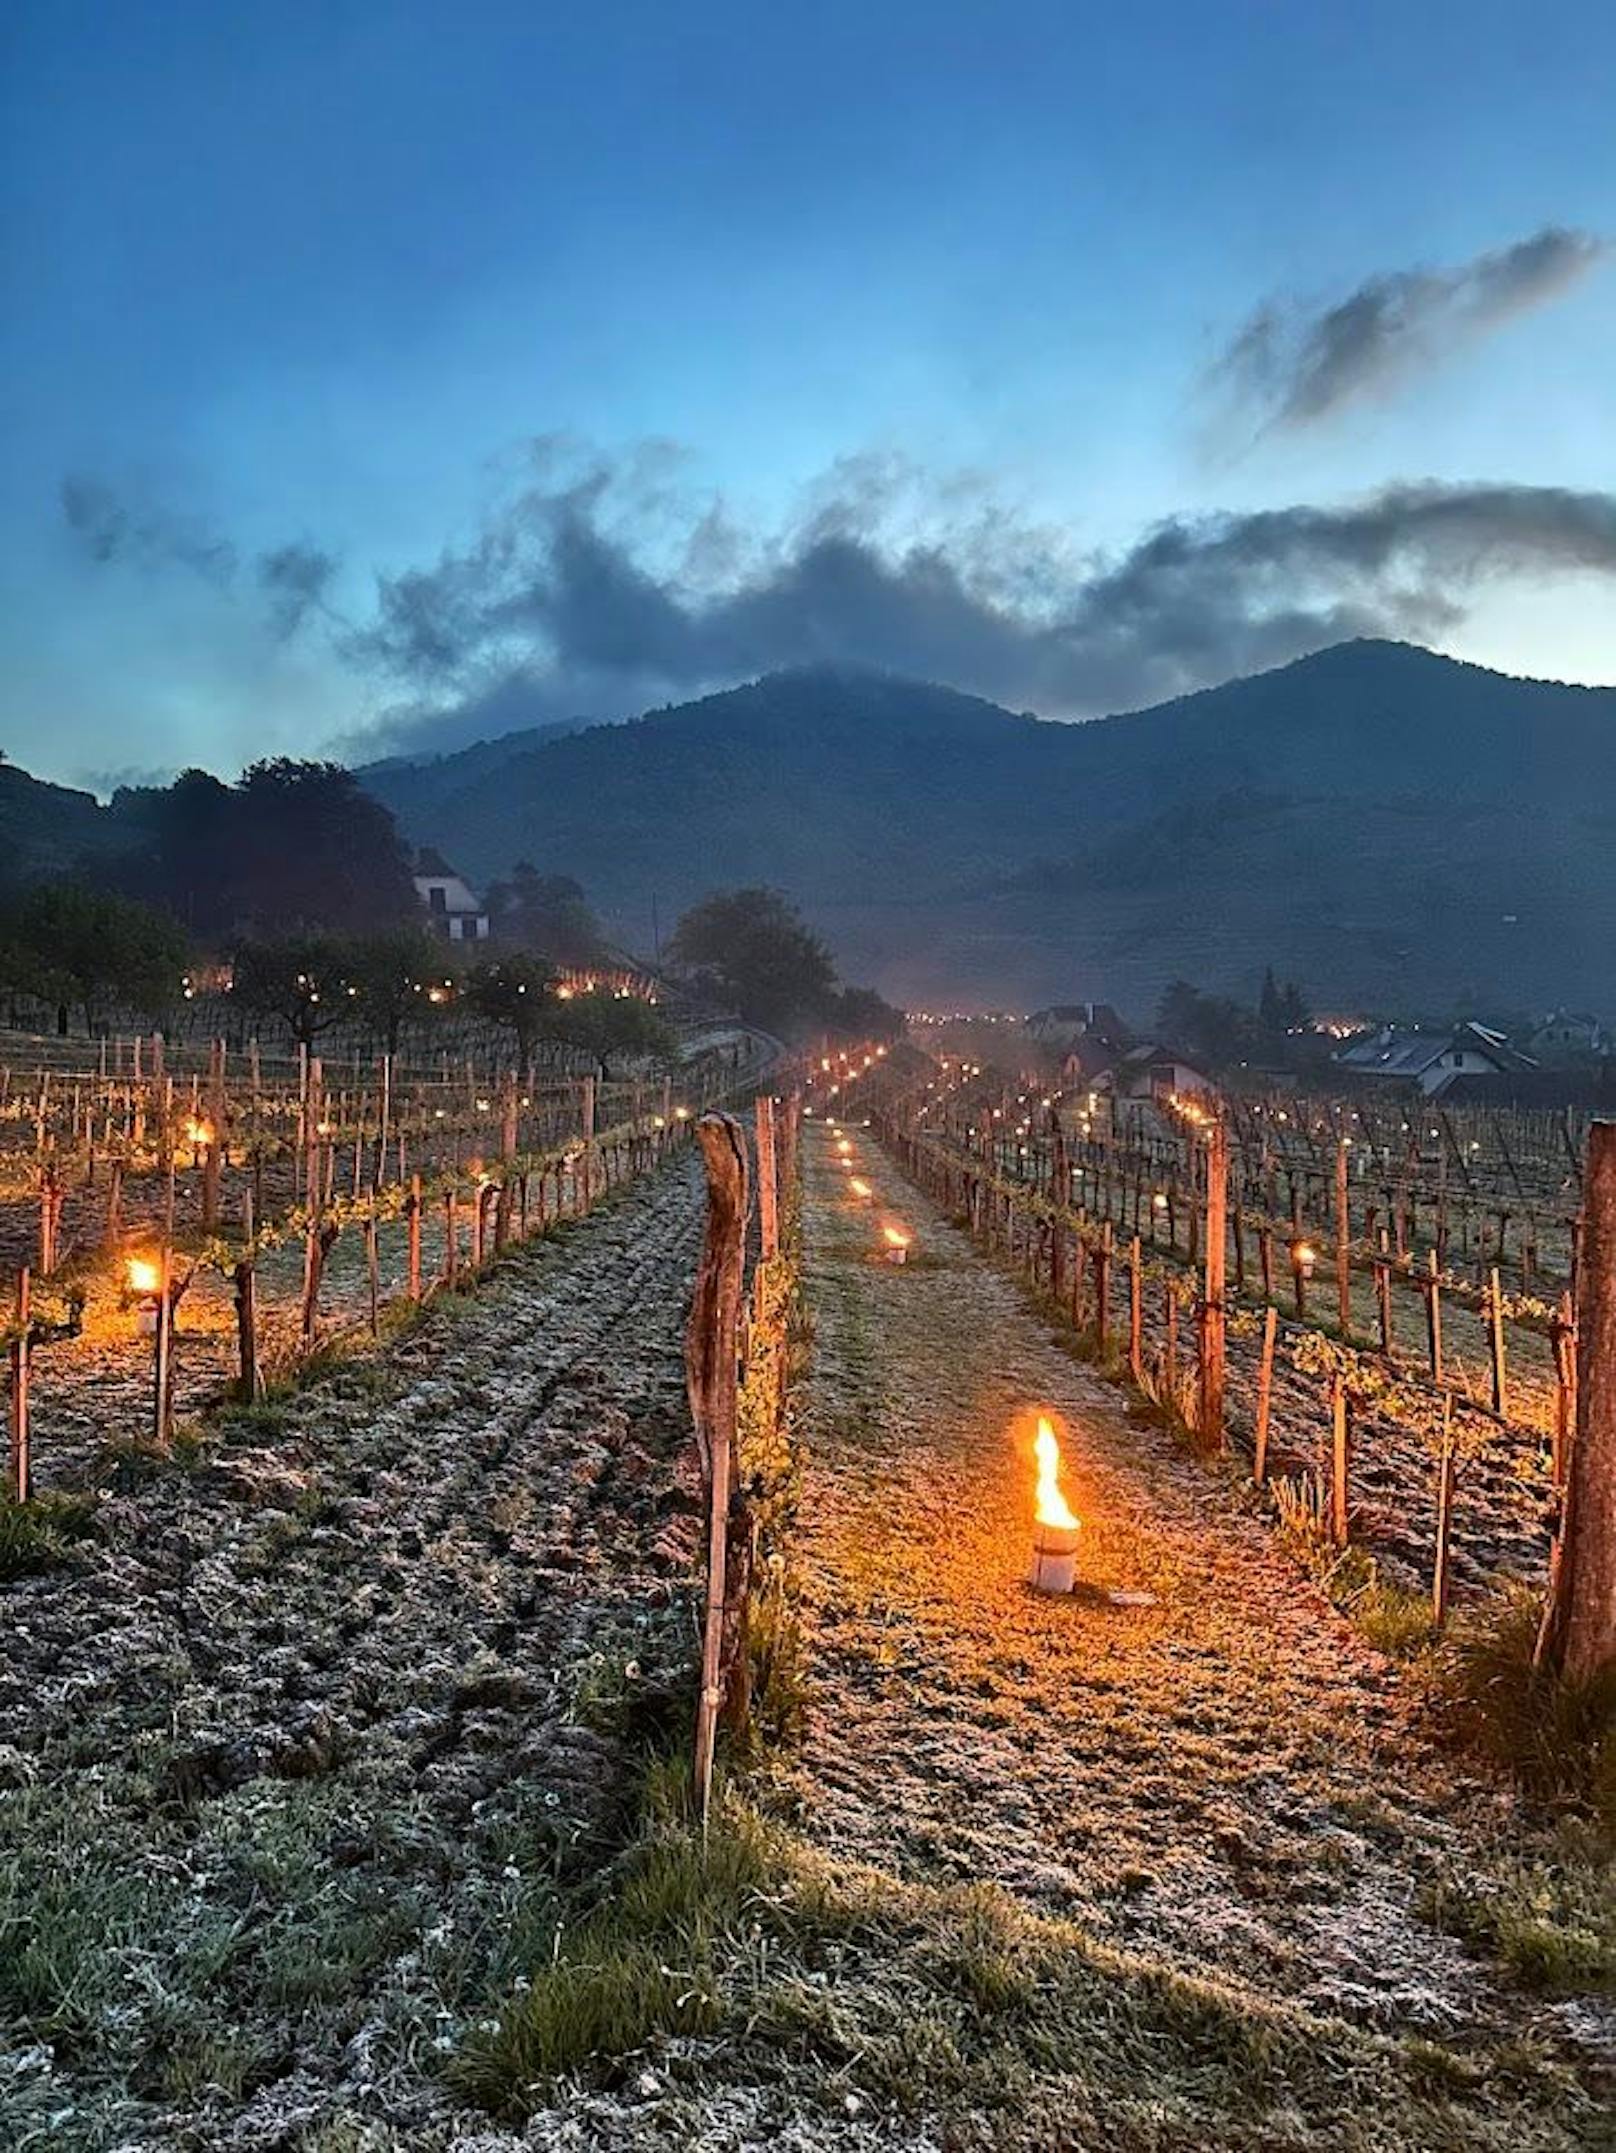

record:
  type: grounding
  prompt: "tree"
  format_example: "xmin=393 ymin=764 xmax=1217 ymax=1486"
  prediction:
xmin=344 ymin=930 xmax=445 ymax=1058
xmin=1 ymin=883 xmax=188 ymax=1035
xmin=108 ymin=758 xmax=419 ymax=941
xmin=229 ymin=937 xmax=355 ymax=1052
xmin=825 ymin=985 xmax=906 ymax=1044
xmin=1155 ymin=979 xmax=1257 ymax=1068
xmin=667 ymin=888 xmax=837 ymax=1036
xmin=463 ymin=955 xmax=556 ymax=1063
xmin=229 ymin=761 xmax=419 ymax=936
xmin=485 ymin=863 xmax=607 ymax=965
xmin=545 ymin=989 xmax=675 ymax=1077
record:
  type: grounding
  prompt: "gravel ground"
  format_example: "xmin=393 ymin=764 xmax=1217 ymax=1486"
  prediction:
xmin=792 ymin=1122 xmax=1612 ymax=2092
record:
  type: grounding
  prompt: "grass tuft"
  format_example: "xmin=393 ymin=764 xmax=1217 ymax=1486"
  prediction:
xmin=0 ymin=1490 xmax=99 ymax=1580
xmin=1442 ymin=1588 xmax=1616 ymax=1825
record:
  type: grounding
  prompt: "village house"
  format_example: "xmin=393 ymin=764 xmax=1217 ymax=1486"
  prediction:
xmin=1102 ymin=1041 xmax=1220 ymax=1105
xmin=1529 ymin=1009 xmax=1610 ymax=1064
xmin=1333 ymin=1021 xmax=1537 ymax=1098
xmin=411 ymin=847 xmax=490 ymax=943
xmin=1027 ymin=1001 xmax=1125 ymax=1052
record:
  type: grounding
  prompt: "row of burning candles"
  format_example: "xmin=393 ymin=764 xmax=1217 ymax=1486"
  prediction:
xmin=828 ymin=1123 xmax=911 ymax=1263
xmin=828 ymin=1120 xmax=1082 ymax=1594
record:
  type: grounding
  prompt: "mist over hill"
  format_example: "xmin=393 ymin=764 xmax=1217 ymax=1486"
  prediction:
xmin=360 ymin=641 xmax=1616 ymax=1018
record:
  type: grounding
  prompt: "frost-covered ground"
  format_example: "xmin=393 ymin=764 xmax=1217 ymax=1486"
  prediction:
xmin=1 ymin=1159 xmax=711 ymax=2150
xmin=2 ymin=1125 xmax=1608 ymax=2153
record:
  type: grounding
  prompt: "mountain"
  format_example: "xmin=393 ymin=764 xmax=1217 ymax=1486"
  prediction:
xmin=0 ymin=761 xmax=123 ymax=888
xmin=353 ymin=641 xmax=1612 ymax=1018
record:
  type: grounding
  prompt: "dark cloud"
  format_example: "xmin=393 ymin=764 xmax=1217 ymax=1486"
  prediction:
xmin=258 ymin=541 xmax=340 ymax=637
xmin=61 ymin=476 xmax=341 ymax=639
xmin=60 ymin=473 xmax=238 ymax=584
xmin=348 ymin=448 xmax=1616 ymax=755
xmin=1210 ymin=227 xmax=1607 ymax=431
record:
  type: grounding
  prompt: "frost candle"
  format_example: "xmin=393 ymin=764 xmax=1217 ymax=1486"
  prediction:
xmin=1029 ymin=1414 xmax=1080 ymax=1593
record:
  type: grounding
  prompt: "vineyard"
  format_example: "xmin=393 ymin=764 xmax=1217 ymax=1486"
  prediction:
xmin=860 ymin=1064 xmax=1590 ymax=1626
xmin=2 ymin=1028 xmax=771 ymax=1513
xmin=0 ymin=1032 xmax=1611 ymax=2153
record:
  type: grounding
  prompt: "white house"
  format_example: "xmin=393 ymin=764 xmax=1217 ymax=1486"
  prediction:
xmin=412 ymin=848 xmax=490 ymax=943
xmin=1334 ymin=1022 xmax=1536 ymax=1098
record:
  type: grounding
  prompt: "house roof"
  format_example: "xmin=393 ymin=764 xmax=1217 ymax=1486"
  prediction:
xmin=1336 ymin=1022 xmax=1536 ymax=1079
xmin=414 ymin=845 xmax=458 ymax=878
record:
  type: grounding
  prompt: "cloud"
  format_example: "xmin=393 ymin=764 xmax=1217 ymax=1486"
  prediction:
xmin=258 ymin=541 xmax=340 ymax=637
xmin=60 ymin=473 xmax=238 ymax=584
xmin=61 ymin=475 xmax=342 ymax=639
xmin=1209 ymin=227 xmax=1607 ymax=432
xmin=344 ymin=444 xmax=1616 ymax=755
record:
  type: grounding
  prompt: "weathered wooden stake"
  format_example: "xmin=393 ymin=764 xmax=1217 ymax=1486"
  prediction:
xmin=1537 ymin=1121 xmax=1616 ymax=1681
xmin=756 ymin=1095 xmax=779 ymax=1262
xmin=233 ymin=1193 xmax=261 ymax=1404
xmin=9 ymin=1268 xmax=31 ymax=1501
xmin=1330 ymin=1371 xmax=1350 ymax=1545
xmin=1335 ymin=1139 xmax=1352 ymax=1340
xmin=1253 ymin=1303 xmax=1278 ymax=1485
xmin=686 ymin=1112 xmax=750 ymax=1828
xmin=407 ymin=1174 xmax=423 ymax=1301
xmin=1487 ymin=1266 xmax=1509 ymax=1420
xmin=1198 ymin=1117 xmax=1228 ymax=1448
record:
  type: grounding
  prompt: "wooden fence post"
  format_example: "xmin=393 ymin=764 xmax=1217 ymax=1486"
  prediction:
xmin=1537 ymin=1121 xmax=1616 ymax=1680
xmin=756 ymin=1096 xmax=779 ymax=1263
xmin=686 ymin=1112 xmax=751 ymax=1827
xmin=1335 ymin=1139 xmax=1352 ymax=1340
xmin=1424 ymin=1251 xmax=1444 ymax=1384
xmin=1198 ymin=1117 xmax=1227 ymax=1449
xmin=233 ymin=1193 xmax=261 ymax=1404
xmin=1487 ymin=1266 xmax=1509 ymax=1420
xmin=1330 ymin=1370 xmax=1350 ymax=1544
xmin=407 ymin=1175 xmax=422 ymax=1301
xmin=1128 ymin=1235 xmax=1143 ymax=1383
xmin=8 ymin=1268 xmax=30 ymax=1501
xmin=1253 ymin=1304 xmax=1278 ymax=1485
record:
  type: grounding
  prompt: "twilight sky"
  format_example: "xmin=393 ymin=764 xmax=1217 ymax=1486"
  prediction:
xmin=2 ymin=0 xmax=1614 ymax=791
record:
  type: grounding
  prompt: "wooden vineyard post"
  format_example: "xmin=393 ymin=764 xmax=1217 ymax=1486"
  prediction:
xmin=1094 ymin=1223 xmax=1112 ymax=1358
xmin=1487 ymin=1267 xmax=1509 ymax=1420
xmin=407 ymin=1175 xmax=422 ymax=1301
xmin=152 ymin=1246 xmax=174 ymax=1452
xmin=1253 ymin=1304 xmax=1278 ymax=1485
xmin=233 ymin=1193 xmax=262 ymax=1405
xmin=1432 ymin=1399 xmax=1457 ymax=1632
xmin=1335 ymin=1139 xmax=1352 ymax=1341
xmin=756 ymin=1096 xmax=779 ymax=1263
xmin=1423 ymin=1251 xmax=1444 ymax=1385
xmin=1128 ymin=1235 xmax=1144 ymax=1383
xmin=580 ymin=1076 xmax=598 ymax=1211
xmin=9 ymin=1268 xmax=31 ymax=1502
xmin=201 ymin=1038 xmax=225 ymax=1233
xmin=1376 ymin=1251 xmax=1394 ymax=1361
xmin=1538 ymin=1121 xmax=1616 ymax=1681
xmin=686 ymin=1112 xmax=750 ymax=1829
xmin=1198 ymin=1116 xmax=1228 ymax=1450
xmin=1259 ymin=1224 xmax=1274 ymax=1305
xmin=1552 ymin=1291 xmax=1575 ymax=1487
xmin=1330 ymin=1370 xmax=1350 ymax=1545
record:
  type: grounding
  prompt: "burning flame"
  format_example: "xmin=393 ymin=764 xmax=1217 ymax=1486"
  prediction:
xmin=1033 ymin=1416 xmax=1078 ymax=1530
xmin=127 ymin=1257 xmax=160 ymax=1296
xmin=184 ymin=1117 xmax=214 ymax=1149
xmin=881 ymin=1222 xmax=911 ymax=1250
xmin=849 ymin=1176 xmax=872 ymax=1198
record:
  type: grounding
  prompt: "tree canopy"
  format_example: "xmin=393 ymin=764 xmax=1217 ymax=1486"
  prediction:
xmin=666 ymin=888 xmax=838 ymax=1036
xmin=112 ymin=759 xmax=418 ymax=941
xmin=0 ymin=884 xmax=188 ymax=1033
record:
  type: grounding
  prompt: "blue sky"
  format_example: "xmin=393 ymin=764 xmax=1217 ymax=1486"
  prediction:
xmin=2 ymin=0 xmax=1613 ymax=789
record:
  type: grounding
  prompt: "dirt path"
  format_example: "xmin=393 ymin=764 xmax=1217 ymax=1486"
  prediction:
xmin=2 ymin=1156 xmax=709 ymax=2150
xmin=794 ymin=1123 xmax=1600 ymax=2054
